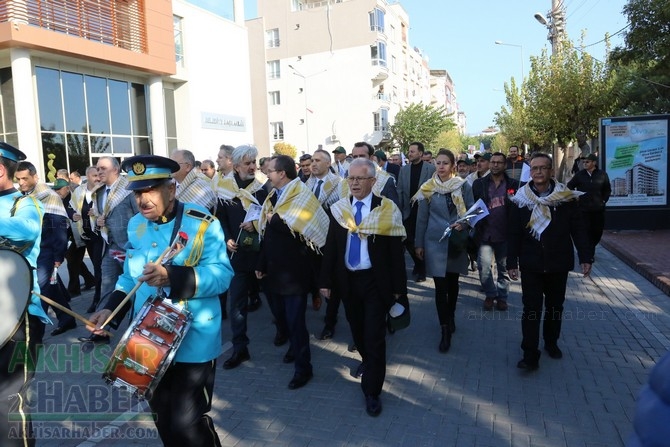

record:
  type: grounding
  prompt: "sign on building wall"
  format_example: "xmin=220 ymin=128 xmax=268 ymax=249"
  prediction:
xmin=601 ymin=115 xmax=668 ymax=207
xmin=201 ymin=112 xmax=246 ymax=132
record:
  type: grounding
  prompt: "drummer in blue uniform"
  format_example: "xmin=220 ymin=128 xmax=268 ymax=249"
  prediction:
xmin=88 ymin=155 xmax=233 ymax=446
xmin=0 ymin=142 xmax=51 ymax=447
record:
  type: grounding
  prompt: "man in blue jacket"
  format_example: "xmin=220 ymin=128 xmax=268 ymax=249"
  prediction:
xmin=89 ymin=155 xmax=233 ymax=446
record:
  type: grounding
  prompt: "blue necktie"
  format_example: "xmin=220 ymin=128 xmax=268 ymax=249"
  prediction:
xmin=314 ymin=179 xmax=323 ymax=199
xmin=348 ymin=201 xmax=364 ymax=268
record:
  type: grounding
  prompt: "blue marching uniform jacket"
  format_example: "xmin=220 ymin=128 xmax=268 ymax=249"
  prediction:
xmin=112 ymin=202 xmax=233 ymax=363
xmin=0 ymin=189 xmax=51 ymax=323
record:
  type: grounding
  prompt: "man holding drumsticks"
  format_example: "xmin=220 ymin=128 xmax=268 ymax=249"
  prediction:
xmin=88 ymin=155 xmax=233 ymax=446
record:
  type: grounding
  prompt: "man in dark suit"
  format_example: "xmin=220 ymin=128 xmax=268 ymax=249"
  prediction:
xmin=396 ymin=141 xmax=435 ymax=282
xmin=373 ymin=150 xmax=400 ymax=182
xmin=256 ymin=155 xmax=330 ymax=390
xmin=348 ymin=142 xmax=399 ymax=206
xmin=320 ymin=158 xmax=407 ymax=417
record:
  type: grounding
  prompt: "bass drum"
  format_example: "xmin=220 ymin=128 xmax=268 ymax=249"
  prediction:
xmin=0 ymin=247 xmax=32 ymax=349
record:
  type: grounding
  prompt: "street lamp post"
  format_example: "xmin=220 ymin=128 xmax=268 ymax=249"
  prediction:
xmin=494 ymin=40 xmax=524 ymax=81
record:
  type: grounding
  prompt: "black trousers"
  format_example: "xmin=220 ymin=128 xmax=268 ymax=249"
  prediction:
xmin=323 ymin=290 xmax=341 ymax=329
xmin=148 ymin=360 xmax=221 ymax=447
xmin=403 ymin=210 xmax=425 ymax=276
xmin=268 ymin=293 xmax=312 ymax=375
xmin=64 ymin=243 xmax=95 ymax=294
xmin=520 ymin=271 xmax=568 ymax=360
xmin=0 ymin=314 xmax=45 ymax=447
xmin=85 ymin=236 xmax=103 ymax=304
xmin=584 ymin=210 xmax=605 ymax=248
xmin=342 ymin=269 xmax=387 ymax=397
xmin=433 ymin=273 xmax=460 ymax=325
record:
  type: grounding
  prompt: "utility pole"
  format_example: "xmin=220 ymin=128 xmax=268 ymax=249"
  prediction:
xmin=535 ymin=0 xmax=566 ymax=55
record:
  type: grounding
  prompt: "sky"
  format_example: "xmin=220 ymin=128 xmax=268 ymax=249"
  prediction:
xmin=243 ymin=0 xmax=630 ymax=135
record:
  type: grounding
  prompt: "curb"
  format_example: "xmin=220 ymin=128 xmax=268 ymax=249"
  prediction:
xmin=601 ymin=238 xmax=670 ymax=297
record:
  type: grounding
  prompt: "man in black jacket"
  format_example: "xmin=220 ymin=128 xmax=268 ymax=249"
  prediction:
xmin=320 ymin=159 xmax=407 ymax=417
xmin=508 ymin=153 xmax=593 ymax=371
xmin=567 ymin=153 xmax=611 ymax=248
xmin=472 ymin=152 xmax=519 ymax=311
xmin=215 ymin=145 xmax=268 ymax=370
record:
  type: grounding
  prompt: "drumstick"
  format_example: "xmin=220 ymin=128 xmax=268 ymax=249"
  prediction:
xmin=33 ymin=291 xmax=113 ymax=337
xmin=97 ymin=245 xmax=173 ymax=331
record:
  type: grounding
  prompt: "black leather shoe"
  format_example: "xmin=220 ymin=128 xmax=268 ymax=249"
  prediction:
xmin=247 ymin=296 xmax=262 ymax=312
xmin=78 ymin=334 xmax=110 ymax=344
xmin=516 ymin=358 xmax=539 ymax=371
xmin=69 ymin=290 xmax=81 ymax=298
xmin=415 ymin=274 xmax=426 ymax=283
xmin=365 ymin=395 xmax=382 ymax=417
xmin=288 ymin=372 xmax=313 ymax=390
xmin=283 ymin=349 xmax=295 ymax=364
xmin=544 ymin=344 xmax=563 ymax=359
xmin=319 ymin=326 xmax=334 ymax=340
xmin=274 ymin=332 xmax=288 ymax=347
xmin=50 ymin=321 xmax=76 ymax=336
xmin=223 ymin=349 xmax=251 ymax=369
xmin=354 ymin=362 xmax=366 ymax=379
xmin=83 ymin=282 xmax=95 ymax=291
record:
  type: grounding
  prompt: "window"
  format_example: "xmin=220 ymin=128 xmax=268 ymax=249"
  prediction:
xmin=267 ymin=60 xmax=281 ymax=79
xmin=391 ymin=55 xmax=397 ymax=73
xmin=269 ymin=91 xmax=281 ymax=105
xmin=270 ymin=122 xmax=284 ymax=140
xmin=369 ymin=8 xmax=385 ymax=33
xmin=174 ymin=16 xmax=184 ymax=66
xmin=0 ymin=68 xmax=17 ymax=146
xmin=35 ymin=67 xmax=151 ymax=175
xmin=266 ymin=28 xmax=280 ymax=48
xmin=371 ymin=41 xmax=387 ymax=67
xmin=373 ymin=109 xmax=389 ymax=132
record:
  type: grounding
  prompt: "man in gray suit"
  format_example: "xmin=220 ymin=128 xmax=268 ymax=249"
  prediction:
xmin=84 ymin=156 xmax=138 ymax=343
xmin=396 ymin=142 xmax=435 ymax=282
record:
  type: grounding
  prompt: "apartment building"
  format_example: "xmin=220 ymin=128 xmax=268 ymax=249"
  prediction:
xmin=0 ymin=0 xmax=253 ymax=179
xmin=248 ymin=0 xmax=436 ymax=156
xmin=430 ymin=69 xmax=464 ymax=134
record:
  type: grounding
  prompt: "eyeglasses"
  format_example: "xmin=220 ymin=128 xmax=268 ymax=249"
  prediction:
xmin=346 ymin=176 xmax=374 ymax=183
xmin=530 ymin=166 xmax=552 ymax=172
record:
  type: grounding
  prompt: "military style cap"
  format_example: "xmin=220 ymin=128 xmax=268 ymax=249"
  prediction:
xmin=0 ymin=142 xmax=27 ymax=163
xmin=332 ymin=146 xmax=346 ymax=154
xmin=474 ymin=152 xmax=492 ymax=161
xmin=374 ymin=150 xmax=387 ymax=162
xmin=121 ymin=155 xmax=179 ymax=191
xmin=52 ymin=179 xmax=70 ymax=190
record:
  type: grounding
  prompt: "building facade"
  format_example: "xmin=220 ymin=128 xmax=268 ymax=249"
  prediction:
xmin=249 ymin=0 xmax=442 ymax=156
xmin=0 ymin=0 xmax=253 ymax=179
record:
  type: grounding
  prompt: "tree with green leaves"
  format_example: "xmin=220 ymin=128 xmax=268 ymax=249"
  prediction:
xmin=389 ymin=103 xmax=454 ymax=152
xmin=609 ymin=0 xmax=670 ymax=115
xmin=434 ymin=128 xmax=463 ymax=152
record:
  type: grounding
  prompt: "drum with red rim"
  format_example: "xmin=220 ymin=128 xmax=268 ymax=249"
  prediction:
xmin=103 ymin=296 xmax=192 ymax=400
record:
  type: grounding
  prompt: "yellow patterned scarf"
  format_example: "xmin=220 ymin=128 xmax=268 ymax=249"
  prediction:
xmin=31 ymin=183 xmax=68 ymax=218
xmin=260 ymin=177 xmax=330 ymax=251
xmin=305 ymin=172 xmax=341 ymax=208
xmin=215 ymin=172 xmax=266 ymax=211
xmin=411 ymin=174 xmax=467 ymax=217
xmin=176 ymin=169 xmax=217 ymax=211
xmin=510 ymin=181 xmax=584 ymax=240
xmin=330 ymin=195 xmax=406 ymax=240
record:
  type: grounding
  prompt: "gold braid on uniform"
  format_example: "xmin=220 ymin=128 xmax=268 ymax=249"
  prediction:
xmin=183 ymin=209 xmax=214 ymax=266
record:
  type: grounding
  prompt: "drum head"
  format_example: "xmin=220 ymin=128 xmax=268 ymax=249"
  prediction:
xmin=0 ymin=248 xmax=32 ymax=348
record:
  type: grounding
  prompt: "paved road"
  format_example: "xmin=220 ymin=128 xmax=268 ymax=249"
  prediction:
xmin=32 ymin=244 xmax=670 ymax=446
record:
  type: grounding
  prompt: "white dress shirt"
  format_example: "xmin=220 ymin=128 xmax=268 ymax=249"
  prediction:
xmin=345 ymin=192 xmax=373 ymax=271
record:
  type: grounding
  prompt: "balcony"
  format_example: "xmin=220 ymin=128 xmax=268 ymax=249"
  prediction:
xmin=373 ymin=92 xmax=391 ymax=106
xmin=298 ymin=0 xmax=344 ymax=10
xmin=371 ymin=59 xmax=389 ymax=82
xmin=0 ymin=0 xmax=148 ymax=53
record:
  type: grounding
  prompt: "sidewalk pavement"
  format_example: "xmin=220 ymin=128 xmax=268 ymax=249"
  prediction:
xmin=33 ymin=237 xmax=670 ymax=446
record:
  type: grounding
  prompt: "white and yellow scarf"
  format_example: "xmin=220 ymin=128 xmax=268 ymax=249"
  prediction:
xmin=260 ymin=177 xmax=330 ymax=251
xmin=176 ymin=168 xmax=217 ymax=210
xmin=510 ymin=181 xmax=584 ymax=240
xmin=339 ymin=165 xmax=394 ymax=199
xmin=91 ymin=176 xmax=132 ymax=242
xmin=31 ymin=183 xmax=68 ymax=218
xmin=330 ymin=195 xmax=406 ymax=240
xmin=305 ymin=172 xmax=341 ymax=208
xmin=215 ymin=171 xmax=267 ymax=211
xmin=411 ymin=174 xmax=467 ymax=218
